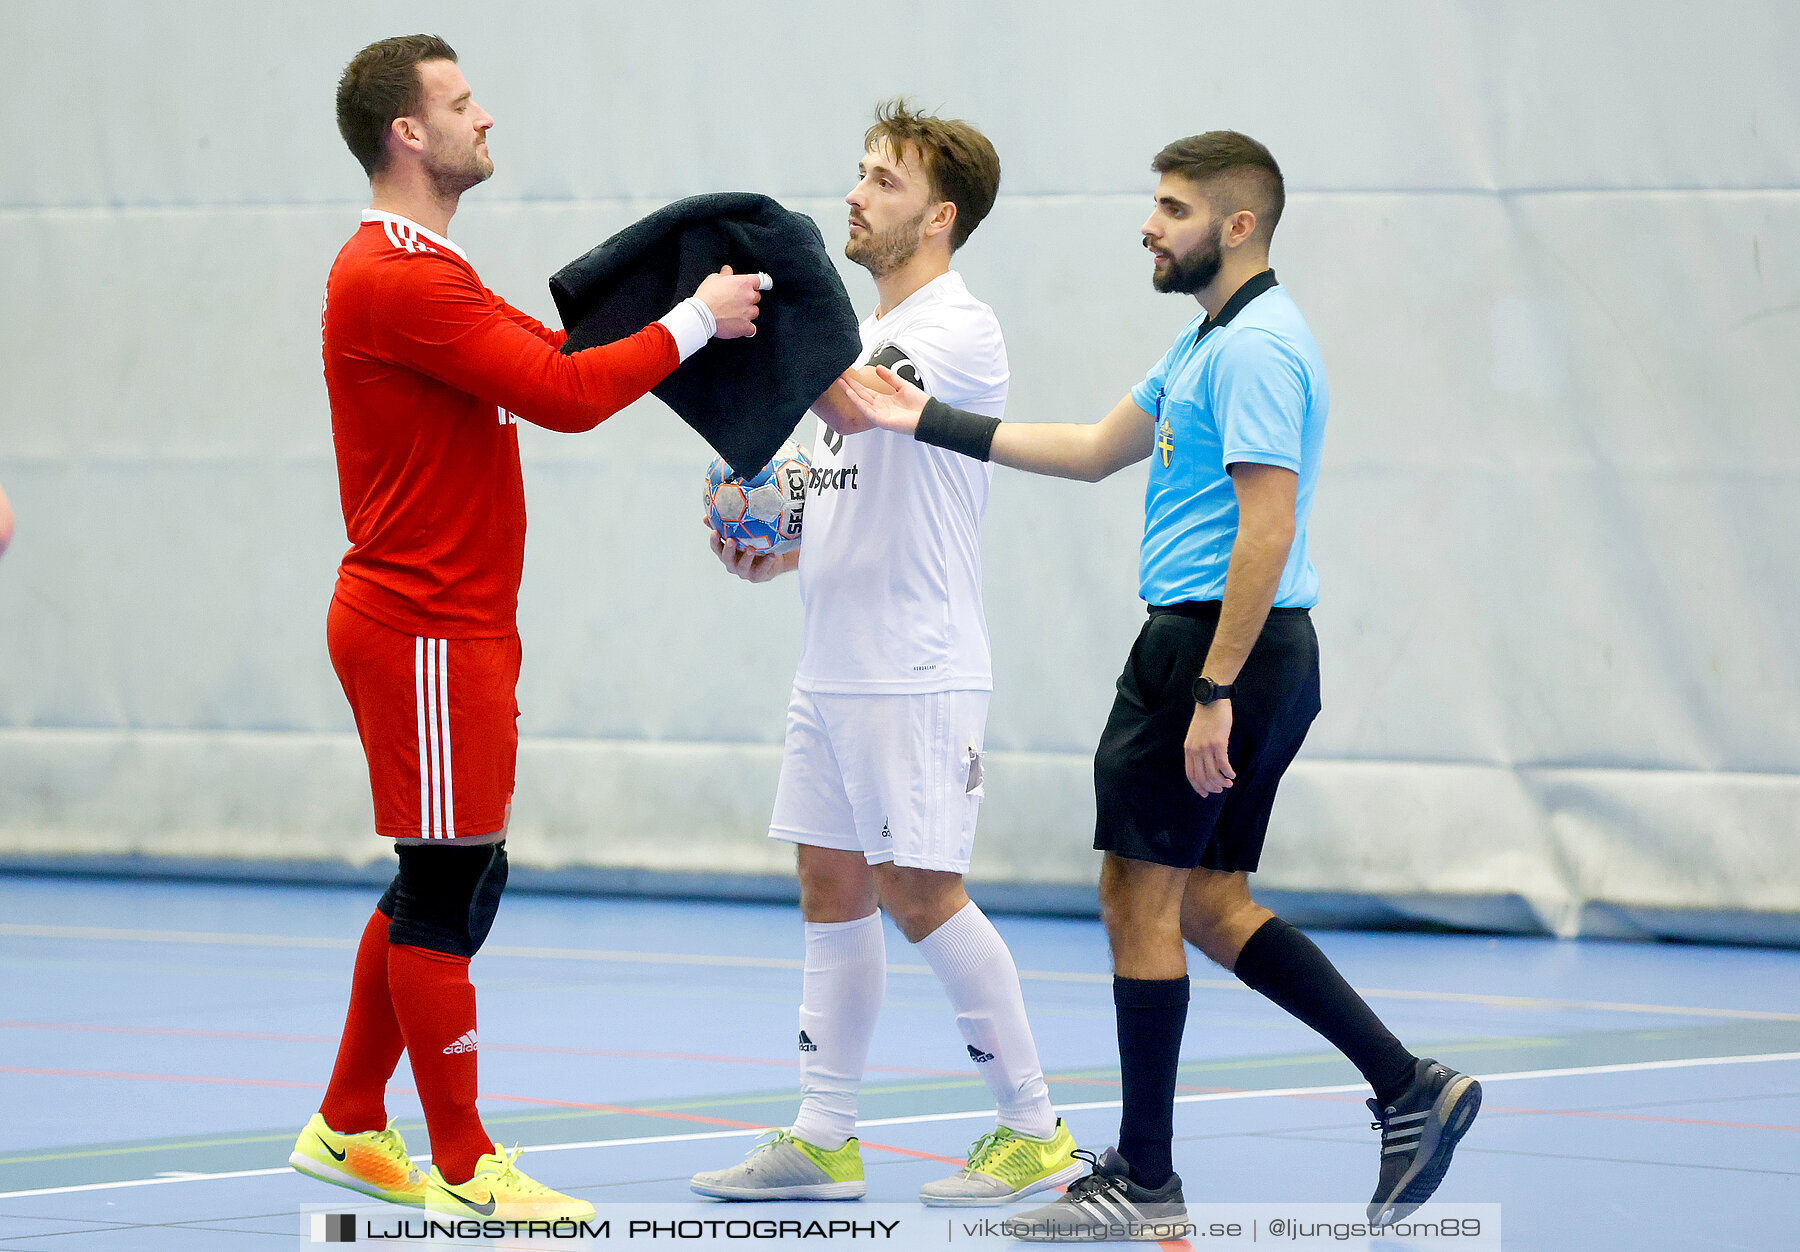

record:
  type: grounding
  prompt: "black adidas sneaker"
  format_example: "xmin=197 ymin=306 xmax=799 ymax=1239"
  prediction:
xmin=1367 ymin=1057 xmax=1482 ymax=1224
xmin=1002 ymin=1148 xmax=1187 ymax=1242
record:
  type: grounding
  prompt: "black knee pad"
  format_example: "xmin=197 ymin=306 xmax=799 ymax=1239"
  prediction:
xmin=379 ymin=842 xmax=509 ymax=958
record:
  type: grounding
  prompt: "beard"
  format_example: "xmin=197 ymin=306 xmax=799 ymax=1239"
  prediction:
xmin=423 ymin=132 xmax=494 ymax=200
xmin=1151 ymin=226 xmax=1223 ymax=294
xmin=845 ymin=206 xmax=929 ymax=279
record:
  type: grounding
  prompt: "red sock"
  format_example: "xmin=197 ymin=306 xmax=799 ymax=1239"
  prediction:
xmin=389 ymin=942 xmax=492 ymax=1184
xmin=319 ymin=909 xmax=406 ymax=1134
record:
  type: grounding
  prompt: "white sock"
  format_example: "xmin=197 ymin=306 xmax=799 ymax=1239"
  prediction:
xmin=789 ymin=912 xmax=886 ymax=1151
xmin=914 ymin=900 xmax=1056 ymax=1140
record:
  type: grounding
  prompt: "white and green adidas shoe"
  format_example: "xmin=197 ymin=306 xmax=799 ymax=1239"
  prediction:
xmin=920 ymin=1119 xmax=1083 ymax=1207
xmin=690 ymin=1129 xmax=866 ymax=1201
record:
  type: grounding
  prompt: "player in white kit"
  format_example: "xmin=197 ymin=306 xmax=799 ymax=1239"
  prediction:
xmin=691 ymin=102 xmax=1079 ymax=1207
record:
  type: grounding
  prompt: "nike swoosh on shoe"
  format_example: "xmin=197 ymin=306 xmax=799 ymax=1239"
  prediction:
xmin=440 ymin=1186 xmax=497 ymax=1216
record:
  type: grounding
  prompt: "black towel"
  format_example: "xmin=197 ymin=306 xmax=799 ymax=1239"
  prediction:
xmin=550 ymin=192 xmax=863 ymax=476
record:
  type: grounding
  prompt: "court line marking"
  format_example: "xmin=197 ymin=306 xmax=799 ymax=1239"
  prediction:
xmin=1474 ymin=1102 xmax=1800 ymax=1133
xmin=4 ymin=1049 xmax=1795 ymax=1200
xmin=452 ymin=1092 xmax=963 ymax=1168
xmin=0 ymin=1067 xmax=966 ymax=1167
xmin=6 ymin=923 xmax=1798 ymax=1023
xmin=0 ymin=1067 xmax=325 ymax=1089
xmin=0 ymin=1023 xmax=1598 ymax=1094
xmin=0 ymin=1022 xmax=973 ymax=1079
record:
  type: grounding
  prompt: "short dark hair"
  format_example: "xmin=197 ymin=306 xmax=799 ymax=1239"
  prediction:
xmin=336 ymin=34 xmax=458 ymax=177
xmin=1151 ymin=131 xmax=1285 ymax=244
xmin=864 ymin=99 xmax=1001 ymax=250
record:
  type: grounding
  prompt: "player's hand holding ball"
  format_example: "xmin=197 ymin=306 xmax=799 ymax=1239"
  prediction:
xmin=703 ymin=442 xmax=810 ymax=582
xmin=709 ymin=530 xmax=792 ymax=583
xmin=694 ymin=265 xmax=770 ymax=339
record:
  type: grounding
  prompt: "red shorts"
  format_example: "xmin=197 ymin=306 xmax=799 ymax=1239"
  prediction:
xmin=328 ymin=596 xmax=521 ymax=840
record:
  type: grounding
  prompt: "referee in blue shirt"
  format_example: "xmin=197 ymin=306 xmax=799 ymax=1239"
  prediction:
xmin=844 ymin=131 xmax=1481 ymax=1239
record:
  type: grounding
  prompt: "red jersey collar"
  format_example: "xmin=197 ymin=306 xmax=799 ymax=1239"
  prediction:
xmin=361 ymin=209 xmax=470 ymax=264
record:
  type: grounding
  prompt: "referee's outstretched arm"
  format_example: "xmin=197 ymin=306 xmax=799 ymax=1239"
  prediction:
xmin=983 ymin=392 xmax=1160 ymax=482
xmin=847 ymin=370 xmax=1157 ymax=483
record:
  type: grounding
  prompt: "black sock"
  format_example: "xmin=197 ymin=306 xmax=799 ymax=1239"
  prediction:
xmin=1113 ymin=975 xmax=1188 ymax=1190
xmin=1232 ymin=917 xmax=1417 ymax=1105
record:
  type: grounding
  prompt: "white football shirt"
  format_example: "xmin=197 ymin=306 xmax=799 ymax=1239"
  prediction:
xmin=793 ymin=271 xmax=1008 ymax=694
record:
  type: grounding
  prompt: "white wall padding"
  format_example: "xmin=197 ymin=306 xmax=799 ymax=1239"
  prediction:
xmin=3 ymin=2 xmax=1798 ymax=938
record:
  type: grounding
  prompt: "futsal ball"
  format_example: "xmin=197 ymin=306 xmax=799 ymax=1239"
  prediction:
xmin=704 ymin=442 xmax=811 ymax=556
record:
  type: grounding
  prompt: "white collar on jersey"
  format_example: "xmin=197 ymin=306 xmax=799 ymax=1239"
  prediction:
xmin=361 ymin=209 xmax=470 ymax=263
xmin=871 ymin=269 xmax=962 ymax=326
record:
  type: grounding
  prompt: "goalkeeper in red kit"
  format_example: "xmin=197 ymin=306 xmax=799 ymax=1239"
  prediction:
xmin=288 ymin=35 xmax=764 ymax=1220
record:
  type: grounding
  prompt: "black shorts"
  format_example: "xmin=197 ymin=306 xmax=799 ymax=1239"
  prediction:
xmin=1093 ymin=602 xmax=1321 ymax=871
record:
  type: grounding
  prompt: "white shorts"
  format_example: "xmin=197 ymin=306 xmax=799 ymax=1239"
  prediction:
xmin=769 ymin=687 xmax=989 ymax=873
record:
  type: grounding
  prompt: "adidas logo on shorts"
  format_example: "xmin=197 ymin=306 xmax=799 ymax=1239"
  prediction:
xmin=798 ymin=1030 xmax=818 ymax=1053
xmin=442 ymin=1031 xmax=479 ymax=1055
xmin=967 ymin=1044 xmax=995 ymax=1064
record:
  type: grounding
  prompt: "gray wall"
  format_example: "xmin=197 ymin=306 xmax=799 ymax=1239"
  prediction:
xmin=3 ymin=1 xmax=1798 ymax=935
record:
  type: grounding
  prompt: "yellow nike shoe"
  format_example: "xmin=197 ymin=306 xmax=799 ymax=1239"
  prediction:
xmin=426 ymin=1144 xmax=596 ymax=1221
xmin=289 ymin=1112 xmax=427 ymax=1207
xmin=920 ymin=1119 xmax=1083 ymax=1206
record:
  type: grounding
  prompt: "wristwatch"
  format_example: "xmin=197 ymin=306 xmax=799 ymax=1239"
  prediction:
xmin=1191 ymin=675 xmax=1235 ymax=705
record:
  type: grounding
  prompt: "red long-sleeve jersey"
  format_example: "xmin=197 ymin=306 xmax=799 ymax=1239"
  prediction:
xmin=324 ymin=210 xmax=679 ymax=637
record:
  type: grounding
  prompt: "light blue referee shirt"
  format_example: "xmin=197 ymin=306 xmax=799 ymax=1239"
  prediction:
xmin=1129 ymin=270 xmax=1329 ymax=609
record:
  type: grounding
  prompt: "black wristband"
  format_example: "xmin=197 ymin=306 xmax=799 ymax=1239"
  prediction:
xmin=914 ymin=396 xmax=1000 ymax=462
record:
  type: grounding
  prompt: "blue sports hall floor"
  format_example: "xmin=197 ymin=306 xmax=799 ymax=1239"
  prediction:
xmin=2 ymin=877 xmax=1797 ymax=1250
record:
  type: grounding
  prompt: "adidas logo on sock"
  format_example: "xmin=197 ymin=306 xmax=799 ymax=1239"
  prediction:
xmin=967 ymin=1044 xmax=995 ymax=1064
xmin=798 ymin=1030 xmax=818 ymax=1053
xmin=442 ymin=1031 xmax=479 ymax=1055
